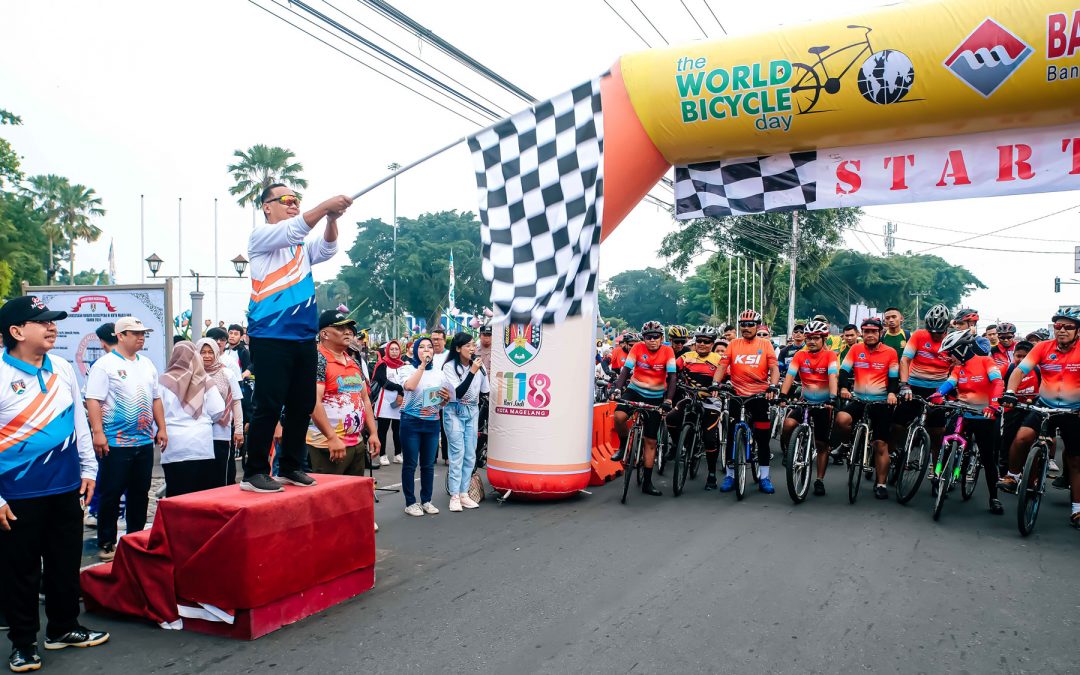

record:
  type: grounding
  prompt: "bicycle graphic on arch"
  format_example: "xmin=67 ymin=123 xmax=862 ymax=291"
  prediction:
xmin=788 ymin=25 xmax=918 ymax=114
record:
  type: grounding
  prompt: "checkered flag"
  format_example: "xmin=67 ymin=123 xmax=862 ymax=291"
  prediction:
xmin=468 ymin=78 xmax=603 ymax=325
xmin=674 ymin=151 xmax=818 ymax=220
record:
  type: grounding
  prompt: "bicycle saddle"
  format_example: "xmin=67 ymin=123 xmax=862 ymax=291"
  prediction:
xmin=807 ymin=45 xmax=830 ymax=55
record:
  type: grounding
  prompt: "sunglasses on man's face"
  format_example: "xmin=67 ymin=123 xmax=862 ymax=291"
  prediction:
xmin=756 ymin=331 xmax=769 ymax=337
xmin=739 ymin=321 xmax=758 ymax=328
xmin=672 ymin=339 xmax=686 ymax=344
xmin=695 ymin=338 xmax=714 ymax=344
xmin=1053 ymin=323 xmax=1078 ymax=331
xmin=643 ymin=333 xmax=663 ymax=340
xmin=264 ymin=194 xmax=301 ymax=207
xmin=999 ymin=333 xmax=1014 ymax=339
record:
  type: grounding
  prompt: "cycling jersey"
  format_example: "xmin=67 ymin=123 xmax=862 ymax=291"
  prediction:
xmin=840 ymin=343 xmax=899 ymax=401
xmin=902 ymin=329 xmax=951 ymax=388
xmin=1004 ymin=362 xmax=1040 ymax=404
xmin=624 ymin=343 xmax=676 ymax=399
xmin=788 ymin=349 xmax=839 ymax=403
xmin=609 ymin=347 xmax=630 ymax=372
xmin=720 ymin=337 xmax=778 ymax=396
xmin=677 ymin=351 xmax=722 ymax=389
xmin=990 ymin=344 xmax=1013 ymax=372
xmin=1017 ymin=339 xmax=1080 ymax=410
xmin=937 ymin=355 xmax=1002 ymax=416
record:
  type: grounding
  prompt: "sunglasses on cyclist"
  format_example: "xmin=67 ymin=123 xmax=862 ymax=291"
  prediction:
xmin=999 ymin=333 xmax=1014 ymax=338
xmin=1053 ymin=322 xmax=1078 ymax=331
xmin=263 ymin=194 xmax=301 ymax=207
xmin=672 ymin=338 xmax=687 ymax=344
xmin=739 ymin=321 xmax=758 ymax=328
xmin=642 ymin=332 xmax=663 ymax=340
xmin=695 ymin=338 xmax=714 ymax=344
xmin=756 ymin=331 xmax=769 ymax=337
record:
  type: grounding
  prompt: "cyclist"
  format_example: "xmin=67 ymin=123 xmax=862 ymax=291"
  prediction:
xmin=814 ymin=314 xmax=843 ymax=352
xmin=898 ymin=304 xmax=952 ymax=476
xmin=838 ymin=324 xmax=860 ymax=364
xmin=711 ymin=309 xmax=780 ymax=494
xmin=778 ymin=320 xmax=838 ymax=496
xmin=952 ymin=308 xmax=992 ymax=356
xmin=991 ymin=321 xmax=1017 ymax=371
xmin=668 ymin=325 xmax=691 ymax=357
xmin=609 ymin=332 xmax=636 ymax=373
xmin=610 ymin=321 xmax=677 ymax=497
xmin=1000 ymin=340 xmax=1038 ymax=479
xmin=1000 ymin=309 xmax=1080 ymax=529
xmin=713 ymin=338 xmax=729 ymax=357
xmin=722 ymin=325 xmax=737 ymax=343
xmin=1024 ymin=327 xmax=1050 ymax=344
xmin=778 ymin=323 xmax=806 ymax=378
xmin=927 ymin=330 xmax=1005 ymax=514
xmin=834 ymin=317 xmax=900 ymax=500
xmin=670 ymin=325 xmax=724 ymax=490
xmin=881 ymin=307 xmax=909 ymax=359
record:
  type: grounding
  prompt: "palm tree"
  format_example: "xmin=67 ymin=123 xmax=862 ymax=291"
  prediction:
xmin=55 ymin=183 xmax=105 ymax=281
xmin=226 ymin=145 xmax=308 ymax=210
xmin=21 ymin=174 xmax=69 ymax=282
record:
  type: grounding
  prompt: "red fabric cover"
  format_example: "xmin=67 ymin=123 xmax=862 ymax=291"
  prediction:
xmin=82 ymin=475 xmax=375 ymax=627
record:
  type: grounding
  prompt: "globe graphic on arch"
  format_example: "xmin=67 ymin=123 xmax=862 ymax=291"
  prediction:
xmin=857 ymin=49 xmax=915 ymax=105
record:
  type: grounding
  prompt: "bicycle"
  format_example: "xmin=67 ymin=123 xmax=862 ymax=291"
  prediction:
xmin=1008 ymin=403 xmax=1074 ymax=536
xmin=671 ymin=382 xmax=726 ymax=496
xmin=929 ymin=401 xmax=987 ymax=522
xmin=783 ymin=401 xmax=833 ymax=504
xmin=718 ymin=390 xmax=768 ymax=501
xmin=614 ymin=398 xmax=667 ymax=504
xmin=895 ymin=396 xmax=932 ymax=504
xmin=843 ymin=395 xmax=892 ymax=504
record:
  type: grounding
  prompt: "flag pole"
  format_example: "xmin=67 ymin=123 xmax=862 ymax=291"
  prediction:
xmin=351 ymin=136 xmax=468 ymax=201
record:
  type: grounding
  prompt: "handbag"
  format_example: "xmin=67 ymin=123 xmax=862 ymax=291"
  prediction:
xmin=468 ymin=471 xmax=486 ymax=503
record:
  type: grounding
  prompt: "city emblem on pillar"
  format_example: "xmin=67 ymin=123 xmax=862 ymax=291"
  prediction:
xmin=504 ymin=322 xmax=542 ymax=367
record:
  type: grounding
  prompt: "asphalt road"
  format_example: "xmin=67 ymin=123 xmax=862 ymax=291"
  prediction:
xmin=42 ymin=439 xmax=1079 ymax=674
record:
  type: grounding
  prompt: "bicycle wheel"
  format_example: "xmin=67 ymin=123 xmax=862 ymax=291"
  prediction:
xmin=960 ymin=449 xmax=980 ymax=501
xmin=932 ymin=442 xmax=957 ymax=521
xmin=847 ymin=424 xmax=868 ymax=504
xmin=734 ymin=426 xmax=749 ymax=500
xmin=786 ymin=425 xmax=812 ymax=503
xmin=896 ymin=425 xmax=931 ymax=504
xmin=673 ymin=423 xmax=696 ymax=497
xmin=1017 ymin=441 xmax=1049 ymax=536
xmin=789 ymin=62 xmax=822 ymax=113
xmin=621 ymin=427 xmax=641 ymax=504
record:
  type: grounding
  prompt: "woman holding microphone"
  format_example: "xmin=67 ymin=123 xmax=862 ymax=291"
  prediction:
xmin=441 ymin=332 xmax=488 ymax=512
xmin=400 ymin=338 xmax=450 ymax=516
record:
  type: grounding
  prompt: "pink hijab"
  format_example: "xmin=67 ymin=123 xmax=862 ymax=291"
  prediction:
xmin=159 ymin=342 xmax=213 ymax=420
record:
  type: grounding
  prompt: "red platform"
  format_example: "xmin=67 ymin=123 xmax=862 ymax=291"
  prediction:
xmin=82 ymin=474 xmax=375 ymax=639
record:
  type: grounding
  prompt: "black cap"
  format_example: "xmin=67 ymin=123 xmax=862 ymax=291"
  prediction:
xmin=319 ymin=309 xmax=356 ymax=330
xmin=479 ymin=324 xmax=492 ymax=334
xmin=0 ymin=295 xmax=68 ymax=334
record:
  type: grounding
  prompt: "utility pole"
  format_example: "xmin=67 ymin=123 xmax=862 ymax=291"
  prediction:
xmin=726 ymin=256 xmax=732 ymax=325
xmin=787 ymin=211 xmax=799 ymax=334
xmin=884 ymin=221 xmax=897 ymax=257
xmin=389 ymin=162 xmax=400 ymax=338
xmin=909 ymin=291 xmax=930 ymax=327
xmin=177 ymin=197 xmax=183 ymax=309
xmin=140 ymin=194 xmax=145 ymax=283
xmin=213 ymin=198 xmax=219 ymax=324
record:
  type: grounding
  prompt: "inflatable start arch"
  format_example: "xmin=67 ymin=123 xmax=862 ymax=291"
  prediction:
xmin=486 ymin=0 xmax=1080 ymax=499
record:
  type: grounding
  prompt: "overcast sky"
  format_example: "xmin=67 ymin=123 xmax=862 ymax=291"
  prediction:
xmin=4 ymin=0 xmax=1078 ymax=333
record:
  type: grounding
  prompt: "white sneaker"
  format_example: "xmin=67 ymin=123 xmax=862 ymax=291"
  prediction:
xmin=449 ymin=496 xmax=463 ymax=512
xmin=84 ymin=514 xmax=98 ymax=528
xmin=393 ymin=454 xmax=403 ymax=464
xmin=404 ymin=503 xmax=424 ymax=517
xmin=421 ymin=502 xmax=440 ymax=515
xmin=374 ymin=521 xmax=379 ymax=532
xmin=380 ymin=455 xmax=390 ymax=466
xmin=459 ymin=494 xmax=480 ymax=509
xmin=1048 ymin=459 xmax=1061 ymax=475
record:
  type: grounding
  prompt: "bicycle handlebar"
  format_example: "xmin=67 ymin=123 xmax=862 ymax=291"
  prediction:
xmin=614 ymin=398 xmax=667 ymax=413
xmin=932 ymin=400 xmax=987 ymax=415
xmin=1008 ymin=402 xmax=1080 ymax=417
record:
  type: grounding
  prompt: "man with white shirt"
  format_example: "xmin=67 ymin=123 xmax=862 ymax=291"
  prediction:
xmin=0 ymin=296 xmax=110 ymax=672
xmin=242 ymin=184 xmax=352 ymax=494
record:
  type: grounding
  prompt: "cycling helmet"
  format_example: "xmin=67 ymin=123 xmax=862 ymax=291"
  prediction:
xmin=668 ymin=324 xmax=690 ymax=340
xmin=640 ymin=321 xmax=664 ymax=337
xmin=860 ymin=317 xmax=884 ymax=330
xmin=997 ymin=322 xmax=1016 ymax=336
xmin=738 ymin=309 xmax=762 ymax=323
xmin=1029 ymin=328 xmax=1051 ymax=342
xmin=939 ymin=329 xmax=977 ymax=362
xmin=924 ymin=304 xmax=950 ymax=332
xmin=953 ymin=307 xmax=979 ymax=323
xmin=1052 ymin=307 xmax=1080 ymax=325
xmin=694 ymin=324 xmax=717 ymax=340
xmin=804 ymin=320 xmax=829 ymax=336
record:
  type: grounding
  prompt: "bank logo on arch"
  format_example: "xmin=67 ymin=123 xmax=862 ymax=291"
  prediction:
xmin=504 ymin=322 xmax=542 ymax=366
xmin=945 ymin=18 xmax=1033 ymax=97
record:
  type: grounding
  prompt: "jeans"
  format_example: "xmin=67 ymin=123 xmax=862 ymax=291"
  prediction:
xmin=400 ymin=414 xmax=439 ymax=506
xmin=443 ymin=403 xmax=479 ymax=495
xmin=97 ymin=444 xmax=154 ymax=548
xmin=246 ymin=337 xmax=317 ymax=478
xmin=377 ymin=417 xmax=401 ymax=457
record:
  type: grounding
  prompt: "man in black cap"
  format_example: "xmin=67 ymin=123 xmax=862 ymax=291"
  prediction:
xmin=0 ymin=296 xmax=109 ymax=672
xmin=476 ymin=323 xmax=493 ymax=371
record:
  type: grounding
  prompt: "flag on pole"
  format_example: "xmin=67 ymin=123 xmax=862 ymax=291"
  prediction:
xmin=108 ymin=238 xmax=117 ymax=284
xmin=448 ymin=250 xmax=457 ymax=314
xmin=674 ymin=152 xmax=818 ymax=219
xmin=468 ymin=78 xmax=604 ymax=324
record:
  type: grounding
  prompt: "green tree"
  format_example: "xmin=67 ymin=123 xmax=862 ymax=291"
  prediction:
xmin=21 ymin=174 xmax=68 ymax=279
xmin=602 ymin=268 xmax=684 ymax=329
xmin=337 ymin=211 xmax=488 ymax=327
xmin=56 ymin=268 xmax=110 ymax=285
xmin=0 ymin=193 xmax=49 ymax=297
xmin=55 ymin=182 xmax=104 ymax=281
xmin=0 ymin=109 xmax=23 ymax=189
xmin=227 ymin=145 xmax=308 ymax=208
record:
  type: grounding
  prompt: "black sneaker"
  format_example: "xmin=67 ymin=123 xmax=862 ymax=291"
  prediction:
xmin=704 ymin=474 xmax=718 ymax=491
xmin=1052 ymin=474 xmax=1069 ymax=490
xmin=813 ymin=479 xmax=826 ymax=496
xmin=43 ymin=627 xmax=108 ymax=650
xmin=8 ymin=645 xmax=40 ymax=672
xmin=874 ymin=485 xmax=889 ymax=500
xmin=610 ymin=447 xmax=625 ymax=463
xmin=989 ymin=499 xmax=1004 ymax=515
xmin=239 ymin=474 xmax=284 ymax=493
xmin=275 ymin=469 xmax=317 ymax=487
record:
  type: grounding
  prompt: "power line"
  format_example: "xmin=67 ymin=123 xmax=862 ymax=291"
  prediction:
xmin=916 ymin=202 xmax=1080 ymax=253
xmin=628 ymin=0 xmax=669 ymax=45
xmin=701 ymin=0 xmax=728 ymax=35
xmin=679 ymin=0 xmax=709 ymax=38
xmin=860 ymin=211 xmax=1080 ymax=244
xmin=602 ymin=0 xmax=652 ymax=48
xmin=849 ymin=224 xmax=1073 ymax=254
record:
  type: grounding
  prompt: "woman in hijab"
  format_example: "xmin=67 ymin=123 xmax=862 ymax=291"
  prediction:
xmin=196 ymin=338 xmax=245 ymax=487
xmin=399 ymin=337 xmax=450 ymax=517
xmin=159 ymin=341 xmax=226 ymax=497
xmin=373 ymin=339 xmax=407 ymax=465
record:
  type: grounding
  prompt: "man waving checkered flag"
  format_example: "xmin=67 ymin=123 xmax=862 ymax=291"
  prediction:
xmin=468 ymin=78 xmax=604 ymax=325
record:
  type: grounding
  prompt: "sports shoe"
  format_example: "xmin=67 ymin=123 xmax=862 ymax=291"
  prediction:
xmin=374 ymin=521 xmax=379 ymax=532
xmin=449 ymin=496 xmax=463 ymax=512
xmin=874 ymin=485 xmax=888 ymax=500
xmin=379 ymin=455 xmax=390 ymax=466
xmin=275 ymin=469 xmax=317 ymax=487
xmin=240 ymin=474 xmax=284 ymax=493
xmin=459 ymin=494 xmax=480 ymax=509
xmin=1052 ymin=474 xmax=1069 ymax=490
xmin=421 ymin=502 xmax=439 ymax=515
xmin=610 ymin=446 xmax=625 ymax=463
xmin=704 ymin=474 xmax=718 ymax=491
xmin=97 ymin=544 xmax=116 ymax=562
xmin=1071 ymin=512 xmax=1080 ymax=529
xmin=8 ymin=645 xmax=40 ymax=672
xmin=997 ymin=475 xmax=1019 ymax=494
xmin=813 ymin=479 xmax=826 ymax=496
xmin=1048 ymin=459 xmax=1060 ymax=476
xmin=989 ymin=499 xmax=1004 ymax=515
xmin=83 ymin=513 xmax=97 ymax=528
xmin=719 ymin=475 xmax=735 ymax=492
xmin=404 ymin=503 xmax=424 ymax=517
xmin=393 ymin=454 xmax=403 ymax=464
xmin=758 ymin=477 xmax=775 ymax=494
xmin=43 ymin=627 xmax=109 ymax=650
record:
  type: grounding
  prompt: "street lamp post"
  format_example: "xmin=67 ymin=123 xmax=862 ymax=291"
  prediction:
xmin=145 ymin=253 xmax=163 ymax=278
xmin=144 ymin=254 xmax=247 ymax=338
xmin=388 ymin=162 xmax=400 ymax=339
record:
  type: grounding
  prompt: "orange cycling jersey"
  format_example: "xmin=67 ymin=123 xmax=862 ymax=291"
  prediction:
xmin=902 ymin=329 xmax=951 ymax=389
xmin=720 ymin=337 xmax=778 ymax=396
xmin=941 ymin=355 xmax=1002 ymax=415
xmin=788 ymin=349 xmax=838 ymax=403
xmin=1018 ymin=339 xmax=1080 ymax=410
xmin=677 ymin=351 xmax=722 ymax=388
xmin=624 ymin=342 xmax=676 ymax=398
xmin=609 ymin=347 xmax=630 ymax=372
xmin=840 ymin=343 xmax=899 ymax=401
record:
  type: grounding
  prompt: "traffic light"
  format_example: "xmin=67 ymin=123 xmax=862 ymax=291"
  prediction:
xmin=1055 ymin=277 xmax=1062 ymax=293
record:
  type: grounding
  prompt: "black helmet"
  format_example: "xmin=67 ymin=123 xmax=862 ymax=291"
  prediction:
xmin=924 ymin=304 xmax=950 ymax=332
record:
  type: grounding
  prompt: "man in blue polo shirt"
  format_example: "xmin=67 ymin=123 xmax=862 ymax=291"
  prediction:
xmin=0 ymin=296 xmax=109 ymax=672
